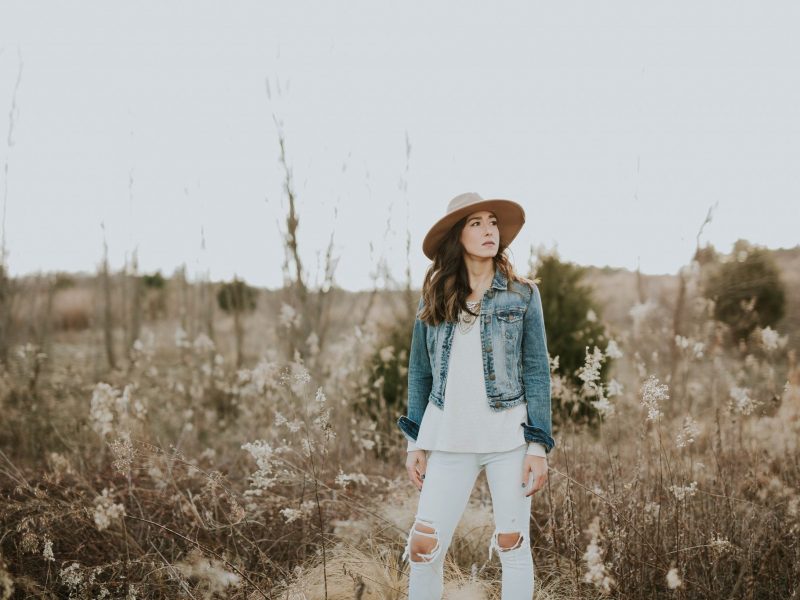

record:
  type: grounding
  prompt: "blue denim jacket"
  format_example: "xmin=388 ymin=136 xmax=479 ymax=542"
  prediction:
xmin=397 ymin=268 xmax=556 ymax=453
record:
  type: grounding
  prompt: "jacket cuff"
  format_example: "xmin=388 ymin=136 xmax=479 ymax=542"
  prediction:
xmin=397 ymin=415 xmax=420 ymax=443
xmin=520 ymin=422 xmax=555 ymax=453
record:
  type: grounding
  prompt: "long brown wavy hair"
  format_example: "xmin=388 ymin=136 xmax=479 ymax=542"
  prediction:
xmin=418 ymin=214 xmax=534 ymax=326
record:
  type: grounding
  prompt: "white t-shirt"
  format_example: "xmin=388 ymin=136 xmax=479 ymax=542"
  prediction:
xmin=406 ymin=301 xmax=547 ymax=457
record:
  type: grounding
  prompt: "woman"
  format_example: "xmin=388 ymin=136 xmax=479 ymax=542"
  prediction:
xmin=396 ymin=192 xmax=554 ymax=599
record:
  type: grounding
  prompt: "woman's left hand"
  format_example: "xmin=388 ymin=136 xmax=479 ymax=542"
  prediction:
xmin=522 ymin=455 xmax=548 ymax=497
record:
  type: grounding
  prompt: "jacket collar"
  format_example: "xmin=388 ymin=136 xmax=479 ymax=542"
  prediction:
xmin=491 ymin=268 xmax=508 ymax=290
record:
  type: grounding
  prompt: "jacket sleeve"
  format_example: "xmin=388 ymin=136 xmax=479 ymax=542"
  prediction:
xmin=519 ymin=282 xmax=556 ymax=452
xmin=396 ymin=294 xmax=433 ymax=443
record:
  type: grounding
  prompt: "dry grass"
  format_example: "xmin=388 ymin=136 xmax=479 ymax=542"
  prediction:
xmin=1 ymin=266 xmax=798 ymax=599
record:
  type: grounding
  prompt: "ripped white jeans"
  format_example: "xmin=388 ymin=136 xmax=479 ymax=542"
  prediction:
xmin=402 ymin=443 xmax=535 ymax=599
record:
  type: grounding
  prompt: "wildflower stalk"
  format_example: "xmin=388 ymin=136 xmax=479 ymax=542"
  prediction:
xmin=549 ymin=466 xmax=715 ymax=595
xmin=653 ymin=424 xmax=683 ymax=592
xmin=266 ymin=450 xmax=414 ymax=544
xmin=561 ymin=441 xmax=580 ymax=593
xmin=305 ymin=444 xmax=328 ymax=600
xmin=124 ymin=514 xmax=270 ymax=600
xmin=292 ymin=380 xmax=332 ymax=599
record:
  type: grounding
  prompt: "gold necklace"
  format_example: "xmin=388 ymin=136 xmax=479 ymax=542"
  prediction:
xmin=458 ymin=299 xmax=482 ymax=334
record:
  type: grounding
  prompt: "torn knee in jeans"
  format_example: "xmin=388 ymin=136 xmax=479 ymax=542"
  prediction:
xmin=402 ymin=518 xmax=442 ymax=564
xmin=498 ymin=532 xmax=524 ymax=550
xmin=488 ymin=530 xmax=525 ymax=560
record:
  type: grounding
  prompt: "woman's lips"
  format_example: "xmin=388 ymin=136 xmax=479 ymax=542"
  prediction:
xmin=482 ymin=241 xmax=495 ymax=246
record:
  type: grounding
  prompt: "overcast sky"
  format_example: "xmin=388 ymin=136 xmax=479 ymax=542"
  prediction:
xmin=1 ymin=1 xmax=798 ymax=291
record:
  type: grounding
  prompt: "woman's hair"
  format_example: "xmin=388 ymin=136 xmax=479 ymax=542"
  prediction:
xmin=418 ymin=214 xmax=533 ymax=326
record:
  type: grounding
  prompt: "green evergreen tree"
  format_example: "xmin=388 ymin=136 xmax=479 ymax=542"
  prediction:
xmin=216 ymin=278 xmax=257 ymax=313
xmin=534 ymin=254 xmax=609 ymax=429
xmin=361 ymin=309 xmax=415 ymax=435
xmin=216 ymin=277 xmax=257 ymax=369
xmin=703 ymin=241 xmax=785 ymax=345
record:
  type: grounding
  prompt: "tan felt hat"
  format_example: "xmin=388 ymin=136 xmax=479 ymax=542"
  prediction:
xmin=422 ymin=192 xmax=526 ymax=260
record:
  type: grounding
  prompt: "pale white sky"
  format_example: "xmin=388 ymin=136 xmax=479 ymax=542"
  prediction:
xmin=1 ymin=1 xmax=798 ymax=291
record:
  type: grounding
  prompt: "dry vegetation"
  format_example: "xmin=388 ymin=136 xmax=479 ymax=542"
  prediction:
xmin=0 ymin=239 xmax=798 ymax=600
xmin=0 ymin=126 xmax=798 ymax=597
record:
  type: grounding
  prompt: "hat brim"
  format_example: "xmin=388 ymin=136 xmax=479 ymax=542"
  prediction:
xmin=422 ymin=199 xmax=526 ymax=260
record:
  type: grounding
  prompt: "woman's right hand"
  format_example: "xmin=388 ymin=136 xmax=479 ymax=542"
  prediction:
xmin=406 ymin=450 xmax=427 ymax=491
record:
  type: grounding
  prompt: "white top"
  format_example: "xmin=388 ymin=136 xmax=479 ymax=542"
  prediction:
xmin=407 ymin=300 xmax=547 ymax=457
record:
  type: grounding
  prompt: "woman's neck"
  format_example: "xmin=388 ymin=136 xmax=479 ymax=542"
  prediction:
xmin=465 ymin=262 xmax=495 ymax=302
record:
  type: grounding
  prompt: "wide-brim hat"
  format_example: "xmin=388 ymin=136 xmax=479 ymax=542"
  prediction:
xmin=422 ymin=192 xmax=526 ymax=260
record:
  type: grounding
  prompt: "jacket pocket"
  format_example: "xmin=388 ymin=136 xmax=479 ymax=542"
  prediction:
xmin=496 ymin=307 xmax=525 ymax=323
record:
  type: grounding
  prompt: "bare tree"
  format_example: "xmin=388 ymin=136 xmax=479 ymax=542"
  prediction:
xmin=199 ymin=226 xmax=216 ymax=344
xmin=125 ymin=248 xmax=143 ymax=368
xmin=99 ymin=223 xmax=116 ymax=370
xmin=635 ymin=257 xmax=646 ymax=304
xmin=670 ymin=203 xmax=717 ymax=391
xmin=0 ymin=48 xmax=24 ymax=365
xmin=401 ymin=131 xmax=415 ymax=318
xmin=271 ymin=111 xmax=339 ymax=368
xmin=0 ymin=263 xmax=12 ymax=365
xmin=173 ymin=264 xmax=189 ymax=338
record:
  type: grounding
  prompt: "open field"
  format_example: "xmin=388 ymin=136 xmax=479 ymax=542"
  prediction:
xmin=1 ymin=249 xmax=798 ymax=599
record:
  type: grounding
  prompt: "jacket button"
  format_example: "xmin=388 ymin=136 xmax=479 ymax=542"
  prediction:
xmin=489 ymin=372 xmax=496 ymax=380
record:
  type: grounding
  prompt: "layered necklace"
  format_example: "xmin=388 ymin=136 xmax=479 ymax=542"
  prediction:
xmin=458 ymin=271 xmax=493 ymax=334
xmin=458 ymin=298 xmax=482 ymax=334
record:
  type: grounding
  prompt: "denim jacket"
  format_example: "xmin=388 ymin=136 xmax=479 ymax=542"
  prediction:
xmin=397 ymin=268 xmax=556 ymax=453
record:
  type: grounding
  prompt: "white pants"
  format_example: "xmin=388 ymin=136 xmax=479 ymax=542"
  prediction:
xmin=402 ymin=443 xmax=535 ymax=599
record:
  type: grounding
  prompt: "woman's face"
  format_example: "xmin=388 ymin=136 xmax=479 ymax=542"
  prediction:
xmin=459 ymin=210 xmax=499 ymax=259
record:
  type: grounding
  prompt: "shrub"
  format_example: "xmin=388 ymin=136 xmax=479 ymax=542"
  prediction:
xmin=535 ymin=254 xmax=610 ymax=429
xmin=216 ymin=278 xmax=257 ymax=313
xmin=142 ymin=271 xmax=166 ymax=290
xmin=703 ymin=241 xmax=785 ymax=346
